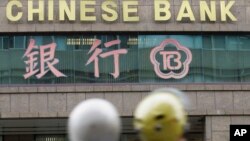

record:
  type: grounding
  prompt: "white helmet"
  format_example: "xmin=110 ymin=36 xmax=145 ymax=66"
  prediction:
xmin=68 ymin=99 xmax=121 ymax=141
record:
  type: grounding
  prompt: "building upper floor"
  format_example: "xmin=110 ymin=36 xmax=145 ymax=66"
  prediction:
xmin=0 ymin=0 xmax=248 ymax=32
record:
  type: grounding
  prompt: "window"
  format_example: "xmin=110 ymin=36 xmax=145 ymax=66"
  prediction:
xmin=213 ymin=35 xmax=225 ymax=49
xmin=14 ymin=36 xmax=26 ymax=49
xmin=36 ymin=135 xmax=67 ymax=141
xmin=3 ymin=36 xmax=14 ymax=49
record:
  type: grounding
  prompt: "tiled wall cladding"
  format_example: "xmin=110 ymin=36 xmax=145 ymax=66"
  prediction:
xmin=0 ymin=0 xmax=249 ymax=32
xmin=206 ymin=116 xmax=250 ymax=141
xmin=0 ymin=84 xmax=250 ymax=118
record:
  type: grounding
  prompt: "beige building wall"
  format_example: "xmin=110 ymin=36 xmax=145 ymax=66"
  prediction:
xmin=0 ymin=85 xmax=250 ymax=141
xmin=206 ymin=116 xmax=250 ymax=141
xmin=1 ymin=84 xmax=250 ymax=118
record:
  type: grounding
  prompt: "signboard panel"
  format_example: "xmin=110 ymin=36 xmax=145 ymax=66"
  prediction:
xmin=0 ymin=34 xmax=250 ymax=84
xmin=6 ymin=0 xmax=237 ymax=22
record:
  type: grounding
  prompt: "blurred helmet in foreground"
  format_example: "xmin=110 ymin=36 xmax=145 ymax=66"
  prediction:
xmin=134 ymin=88 xmax=189 ymax=141
xmin=68 ymin=99 xmax=120 ymax=141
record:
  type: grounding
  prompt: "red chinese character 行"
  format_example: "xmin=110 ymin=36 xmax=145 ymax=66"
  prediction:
xmin=86 ymin=39 xmax=128 ymax=79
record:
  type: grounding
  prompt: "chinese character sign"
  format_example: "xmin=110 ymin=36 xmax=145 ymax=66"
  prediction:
xmin=23 ymin=39 xmax=66 ymax=79
xmin=150 ymin=39 xmax=192 ymax=79
xmin=23 ymin=38 xmax=192 ymax=81
xmin=86 ymin=39 xmax=128 ymax=79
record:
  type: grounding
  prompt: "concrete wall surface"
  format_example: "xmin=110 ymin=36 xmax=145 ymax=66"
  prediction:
xmin=1 ymin=84 xmax=249 ymax=141
xmin=0 ymin=84 xmax=249 ymax=118
xmin=206 ymin=116 xmax=250 ymax=141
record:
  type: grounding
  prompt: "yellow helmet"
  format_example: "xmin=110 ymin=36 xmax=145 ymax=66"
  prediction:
xmin=134 ymin=88 xmax=189 ymax=141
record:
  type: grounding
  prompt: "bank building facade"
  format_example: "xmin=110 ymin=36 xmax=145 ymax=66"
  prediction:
xmin=0 ymin=0 xmax=249 ymax=141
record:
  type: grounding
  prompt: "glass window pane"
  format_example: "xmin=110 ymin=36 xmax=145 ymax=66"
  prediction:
xmin=14 ymin=36 xmax=26 ymax=49
xmin=0 ymin=34 xmax=249 ymax=84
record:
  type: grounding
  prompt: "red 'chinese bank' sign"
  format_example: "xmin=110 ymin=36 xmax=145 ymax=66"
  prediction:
xmin=23 ymin=39 xmax=192 ymax=80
